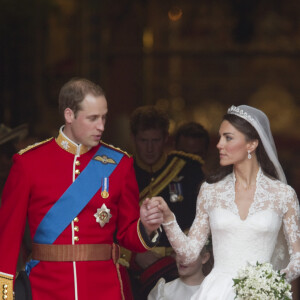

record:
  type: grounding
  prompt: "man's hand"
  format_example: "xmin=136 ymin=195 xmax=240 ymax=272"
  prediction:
xmin=140 ymin=197 xmax=163 ymax=236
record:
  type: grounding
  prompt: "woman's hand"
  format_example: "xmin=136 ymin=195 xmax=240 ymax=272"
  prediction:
xmin=152 ymin=196 xmax=175 ymax=225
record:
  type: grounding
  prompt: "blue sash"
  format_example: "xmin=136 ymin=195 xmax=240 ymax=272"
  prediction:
xmin=26 ymin=145 xmax=123 ymax=274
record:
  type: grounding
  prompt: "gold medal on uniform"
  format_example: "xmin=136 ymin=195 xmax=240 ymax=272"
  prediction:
xmin=94 ymin=204 xmax=112 ymax=227
xmin=101 ymin=190 xmax=109 ymax=198
xmin=101 ymin=177 xmax=109 ymax=198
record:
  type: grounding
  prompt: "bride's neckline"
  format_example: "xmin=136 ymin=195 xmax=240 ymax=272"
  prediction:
xmin=232 ymin=168 xmax=261 ymax=221
xmin=233 ymin=166 xmax=260 ymax=189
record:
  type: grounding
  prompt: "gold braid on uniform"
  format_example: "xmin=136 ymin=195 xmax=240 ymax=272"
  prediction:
xmin=135 ymin=153 xmax=167 ymax=173
xmin=18 ymin=138 xmax=54 ymax=155
xmin=139 ymin=156 xmax=186 ymax=204
xmin=115 ymin=264 xmax=125 ymax=300
xmin=168 ymin=150 xmax=205 ymax=165
xmin=100 ymin=141 xmax=131 ymax=158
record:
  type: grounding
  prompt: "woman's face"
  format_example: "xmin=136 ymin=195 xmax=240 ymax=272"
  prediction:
xmin=217 ymin=120 xmax=250 ymax=166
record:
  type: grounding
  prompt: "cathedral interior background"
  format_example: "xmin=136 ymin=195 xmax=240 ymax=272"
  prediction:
xmin=1 ymin=0 xmax=299 ymax=194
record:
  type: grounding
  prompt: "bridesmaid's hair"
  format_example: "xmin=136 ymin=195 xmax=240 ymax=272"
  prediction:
xmin=206 ymin=114 xmax=279 ymax=184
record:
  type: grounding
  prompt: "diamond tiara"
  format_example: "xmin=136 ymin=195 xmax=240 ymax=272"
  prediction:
xmin=227 ymin=105 xmax=254 ymax=123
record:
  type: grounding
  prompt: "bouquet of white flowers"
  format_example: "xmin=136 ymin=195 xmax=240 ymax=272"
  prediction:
xmin=233 ymin=262 xmax=292 ymax=300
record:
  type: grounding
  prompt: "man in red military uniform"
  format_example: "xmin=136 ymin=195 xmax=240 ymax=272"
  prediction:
xmin=0 ymin=78 xmax=162 ymax=300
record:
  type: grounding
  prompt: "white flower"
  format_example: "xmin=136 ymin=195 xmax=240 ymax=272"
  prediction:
xmin=61 ymin=140 xmax=69 ymax=150
xmin=233 ymin=262 xmax=292 ymax=300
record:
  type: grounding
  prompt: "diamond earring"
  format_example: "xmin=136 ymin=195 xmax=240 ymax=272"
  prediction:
xmin=248 ymin=150 xmax=252 ymax=160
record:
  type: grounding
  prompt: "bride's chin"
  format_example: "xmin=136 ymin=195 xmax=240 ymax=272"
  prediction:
xmin=219 ymin=160 xmax=228 ymax=166
xmin=220 ymin=162 xmax=233 ymax=168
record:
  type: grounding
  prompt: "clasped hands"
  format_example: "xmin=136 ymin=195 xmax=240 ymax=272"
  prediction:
xmin=140 ymin=196 xmax=174 ymax=236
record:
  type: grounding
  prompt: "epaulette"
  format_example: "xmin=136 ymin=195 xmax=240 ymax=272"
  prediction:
xmin=100 ymin=140 xmax=131 ymax=158
xmin=168 ymin=150 xmax=205 ymax=165
xmin=18 ymin=138 xmax=54 ymax=155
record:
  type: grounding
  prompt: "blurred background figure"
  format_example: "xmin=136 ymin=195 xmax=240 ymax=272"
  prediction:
xmin=0 ymin=123 xmax=32 ymax=272
xmin=0 ymin=123 xmax=28 ymax=200
xmin=173 ymin=122 xmax=210 ymax=175
xmin=147 ymin=237 xmax=213 ymax=300
xmin=121 ymin=105 xmax=205 ymax=300
xmin=174 ymin=121 xmax=210 ymax=161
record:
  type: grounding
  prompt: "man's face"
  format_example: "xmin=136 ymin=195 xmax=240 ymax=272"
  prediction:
xmin=133 ymin=129 xmax=167 ymax=166
xmin=65 ymin=94 xmax=108 ymax=148
xmin=177 ymin=135 xmax=207 ymax=158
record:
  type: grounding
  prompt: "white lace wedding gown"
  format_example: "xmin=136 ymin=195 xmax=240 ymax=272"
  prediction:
xmin=163 ymin=169 xmax=300 ymax=300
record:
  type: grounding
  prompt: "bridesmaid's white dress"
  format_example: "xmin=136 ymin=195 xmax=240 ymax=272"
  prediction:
xmin=148 ymin=278 xmax=201 ymax=300
xmin=163 ymin=169 xmax=300 ymax=300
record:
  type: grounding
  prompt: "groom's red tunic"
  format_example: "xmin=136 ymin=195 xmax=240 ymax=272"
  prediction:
xmin=0 ymin=133 xmax=156 ymax=300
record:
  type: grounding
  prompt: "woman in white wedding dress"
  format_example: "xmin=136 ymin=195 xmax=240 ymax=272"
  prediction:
xmin=156 ymin=105 xmax=300 ymax=299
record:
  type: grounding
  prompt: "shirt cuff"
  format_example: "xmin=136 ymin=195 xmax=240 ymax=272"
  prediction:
xmin=137 ymin=219 xmax=162 ymax=250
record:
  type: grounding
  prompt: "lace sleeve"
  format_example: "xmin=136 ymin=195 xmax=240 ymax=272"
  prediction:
xmin=163 ymin=183 xmax=210 ymax=265
xmin=281 ymin=187 xmax=300 ymax=282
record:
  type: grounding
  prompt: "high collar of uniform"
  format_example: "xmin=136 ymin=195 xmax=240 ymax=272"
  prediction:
xmin=56 ymin=126 xmax=90 ymax=155
xmin=135 ymin=152 xmax=167 ymax=173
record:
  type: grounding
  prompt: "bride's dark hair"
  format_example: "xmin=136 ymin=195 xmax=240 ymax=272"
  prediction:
xmin=206 ymin=114 xmax=279 ymax=184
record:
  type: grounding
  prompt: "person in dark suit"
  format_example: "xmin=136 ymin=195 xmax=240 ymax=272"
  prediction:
xmin=121 ymin=106 xmax=206 ymax=299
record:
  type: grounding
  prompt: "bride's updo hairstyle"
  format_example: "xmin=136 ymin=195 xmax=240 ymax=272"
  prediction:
xmin=207 ymin=106 xmax=281 ymax=184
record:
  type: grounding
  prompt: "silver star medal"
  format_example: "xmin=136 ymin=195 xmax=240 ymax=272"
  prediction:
xmin=94 ymin=204 xmax=112 ymax=227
